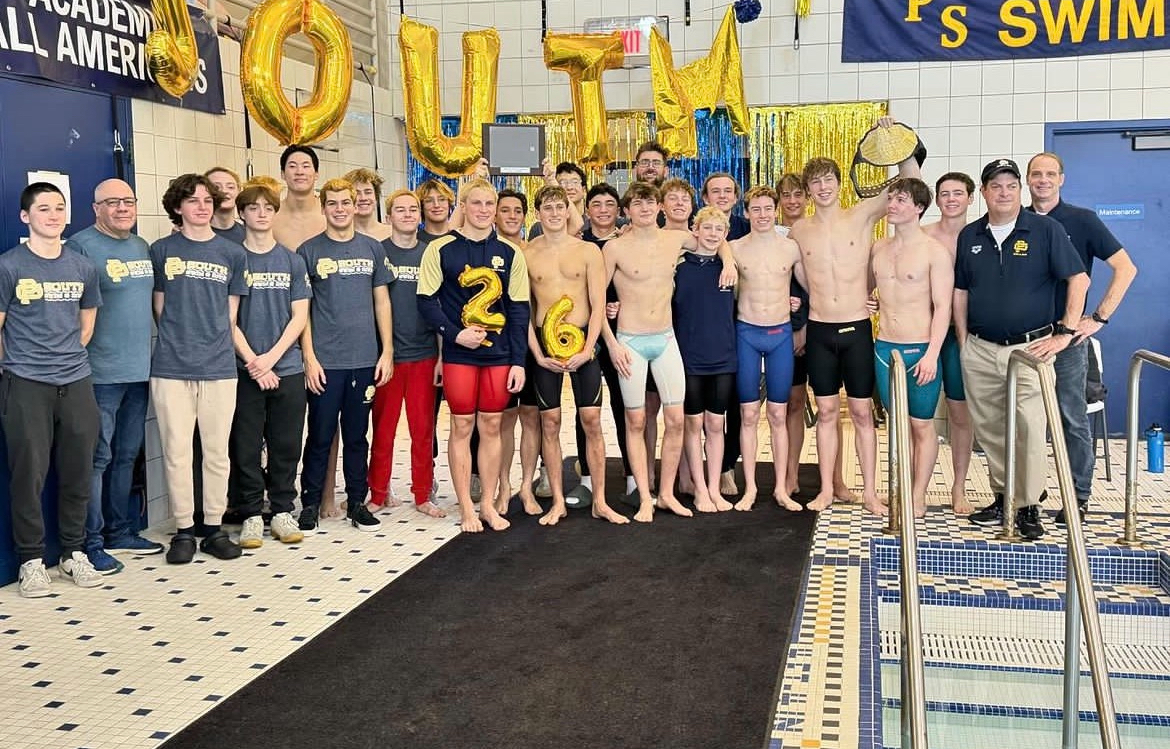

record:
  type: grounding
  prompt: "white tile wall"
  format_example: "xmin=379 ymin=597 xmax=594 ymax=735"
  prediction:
xmin=129 ymin=1 xmax=1170 ymax=517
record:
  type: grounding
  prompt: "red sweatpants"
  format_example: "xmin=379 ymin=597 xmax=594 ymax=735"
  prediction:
xmin=368 ymin=358 xmax=437 ymax=505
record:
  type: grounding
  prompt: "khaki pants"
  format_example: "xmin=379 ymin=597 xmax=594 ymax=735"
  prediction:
xmin=150 ymin=377 xmax=238 ymax=528
xmin=960 ymin=335 xmax=1052 ymax=506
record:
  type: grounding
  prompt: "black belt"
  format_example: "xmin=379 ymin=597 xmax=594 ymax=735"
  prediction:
xmin=973 ymin=325 xmax=1053 ymax=346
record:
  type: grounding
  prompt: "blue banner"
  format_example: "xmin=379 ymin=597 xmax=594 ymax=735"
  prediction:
xmin=0 ymin=0 xmax=224 ymax=113
xmin=843 ymin=0 xmax=1168 ymax=62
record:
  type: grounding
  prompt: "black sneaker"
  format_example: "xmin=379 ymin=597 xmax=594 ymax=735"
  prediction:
xmin=968 ymin=494 xmax=1004 ymax=526
xmin=200 ymin=530 xmax=242 ymax=560
xmin=1016 ymin=504 xmax=1045 ymax=540
xmin=298 ymin=505 xmax=319 ymax=533
xmin=1054 ymin=499 xmax=1088 ymax=526
xmin=166 ymin=533 xmax=197 ymax=564
xmin=347 ymin=504 xmax=382 ymax=532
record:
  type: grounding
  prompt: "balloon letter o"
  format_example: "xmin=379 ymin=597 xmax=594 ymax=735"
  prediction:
xmin=146 ymin=0 xmax=199 ymax=98
xmin=240 ymin=0 xmax=354 ymax=145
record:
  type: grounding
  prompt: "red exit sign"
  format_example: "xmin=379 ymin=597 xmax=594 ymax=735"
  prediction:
xmin=582 ymin=16 xmax=670 ymax=69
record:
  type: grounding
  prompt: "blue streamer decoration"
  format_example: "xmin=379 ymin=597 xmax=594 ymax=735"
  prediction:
xmin=405 ymin=109 xmax=749 ymax=220
xmin=733 ymin=0 xmax=762 ymax=24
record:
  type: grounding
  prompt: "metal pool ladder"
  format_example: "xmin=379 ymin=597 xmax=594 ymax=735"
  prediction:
xmin=998 ymin=349 xmax=1121 ymax=749
xmin=1118 ymin=349 xmax=1170 ymax=547
xmin=882 ymin=350 xmax=929 ymax=748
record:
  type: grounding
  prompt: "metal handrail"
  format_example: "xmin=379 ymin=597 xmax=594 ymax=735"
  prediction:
xmin=998 ymin=350 xmax=1120 ymax=748
xmin=1120 ymin=349 xmax=1170 ymax=546
xmin=886 ymin=350 xmax=928 ymax=748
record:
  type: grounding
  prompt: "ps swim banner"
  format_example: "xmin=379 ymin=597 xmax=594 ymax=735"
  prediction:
xmin=843 ymin=0 xmax=1168 ymax=62
xmin=0 ymin=0 xmax=225 ymax=113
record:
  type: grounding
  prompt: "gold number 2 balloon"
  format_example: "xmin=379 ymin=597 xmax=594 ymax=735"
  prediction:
xmin=541 ymin=295 xmax=586 ymax=362
xmin=458 ymin=265 xmax=506 ymax=346
xmin=240 ymin=0 xmax=354 ymax=145
xmin=146 ymin=0 xmax=198 ymax=98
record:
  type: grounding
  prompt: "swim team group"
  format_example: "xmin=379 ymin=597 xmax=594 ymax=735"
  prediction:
xmin=2 ymin=116 xmax=1138 ymax=599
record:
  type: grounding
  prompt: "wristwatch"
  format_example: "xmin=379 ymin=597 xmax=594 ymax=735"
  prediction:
xmin=1053 ymin=322 xmax=1076 ymax=336
xmin=1091 ymin=311 xmax=1109 ymax=325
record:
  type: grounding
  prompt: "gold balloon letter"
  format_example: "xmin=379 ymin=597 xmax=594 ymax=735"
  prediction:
xmin=650 ymin=6 xmax=749 ymax=158
xmin=240 ymin=0 xmax=354 ymax=145
xmin=399 ymin=18 xmax=500 ymax=178
xmin=146 ymin=0 xmax=198 ymax=98
xmin=543 ymin=32 xmax=624 ymax=165
xmin=541 ymin=296 xmax=586 ymax=362
xmin=458 ymin=265 xmax=505 ymax=345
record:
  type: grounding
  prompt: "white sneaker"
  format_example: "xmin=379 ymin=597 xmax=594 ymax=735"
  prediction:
xmin=270 ymin=512 xmax=305 ymax=544
xmin=239 ymin=516 xmax=264 ymax=549
xmin=534 ymin=466 xmax=553 ymax=498
xmin=470 ymin=474 xmax=482 ymax=501
xmin=59 ymin=552 xmax=103 ymax=589
xmin=18 ymin=559 xmax=52 ymax=598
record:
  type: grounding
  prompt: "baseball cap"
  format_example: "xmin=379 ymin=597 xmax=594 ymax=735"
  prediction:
xmin=980 ymin=158 xmax=1021 ymax=185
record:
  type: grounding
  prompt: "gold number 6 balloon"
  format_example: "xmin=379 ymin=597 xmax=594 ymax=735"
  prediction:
xmin=541 ymin=295 xmax=586 ymax=362
xmin=458 ymin=265 xmax=506 ymax=346
xmin=240 ymin=0 xmax=354 ymax=145
xmin=146 ymin=0 xmax=199 ymax=98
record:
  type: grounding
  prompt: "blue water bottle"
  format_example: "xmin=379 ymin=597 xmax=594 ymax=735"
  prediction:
xmin=1146 ymin=424 xmax=1164 ymax=473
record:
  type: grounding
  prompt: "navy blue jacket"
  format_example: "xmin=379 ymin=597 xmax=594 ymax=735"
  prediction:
xmin=672 ymin=252 xmax=737 ymax=375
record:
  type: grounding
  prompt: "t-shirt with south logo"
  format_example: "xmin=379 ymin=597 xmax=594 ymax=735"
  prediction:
xmin=150 ymin=232 xmax=249 ymax=380
xmin=298 ymin=231 xmax=394 ymax=370
xmin=238 ymin=245 xmax=312 ymax=376
xmin=0 ymin=244 xmax=102 ymax=386
xmin=381 ymin=237 xmax=437 ymax=363
xmin=66 ymin=225 xmax=154 ymax=384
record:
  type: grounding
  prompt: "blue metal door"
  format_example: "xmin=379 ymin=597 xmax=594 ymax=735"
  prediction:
xmin=0 ymin=73 xmax=132 ymax=583
xmin=1050 ymin=122 xmax=1170 ymax=434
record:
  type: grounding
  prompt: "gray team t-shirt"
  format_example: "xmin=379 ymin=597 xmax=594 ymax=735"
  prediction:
xmin=150 ymin=232 xmax=249 ymax=380
xmin=381 ymin=237 xmax=438 ymax=363
xmin=212 ymin=222 xmax=247 ymax=245
xmin=0 ymin=244 xmax=101 ymax=385
xmin=299 ymin=232 xmax=394 ymax=369
xmin=66 ymin=226 xmax=154 ymax=384
xmin=238 ymin=246 xmax=312 ymax=376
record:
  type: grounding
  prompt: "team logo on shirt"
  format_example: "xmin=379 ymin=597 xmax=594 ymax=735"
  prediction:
xmin=14 ymin=278 xmax=84 ymax=305
xmin=106 ymin=258 xmax=152 ymax=283
xmin=164 ymin=256 xmax=230 ymax=283
xmin=248 ymin=271 xmax=292 ymax=290
xmin=316 ymin=256 xmax=374 ymax=279
xmin=393 ymin=264 xmax=420 ymax=282
xmin=1012 ymin=239 xmax=1029 ymax=256
xmin=970 ymin=244 xmax=983 ymax=255
xmin=491 ymin=255 xmax=505 ymax=271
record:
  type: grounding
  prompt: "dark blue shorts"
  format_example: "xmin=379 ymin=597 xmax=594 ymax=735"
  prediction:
xmin=735 ymin=320 xmax=794 ymax=404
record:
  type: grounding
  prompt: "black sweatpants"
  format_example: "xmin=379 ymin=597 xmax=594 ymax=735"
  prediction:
xmin=1 ymin=373 xmax=99 ymax=563
xmin=228 ymin=372 xmax=307 ymax=517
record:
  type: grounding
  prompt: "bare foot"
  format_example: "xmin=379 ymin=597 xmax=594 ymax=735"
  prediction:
xmin=807 ymin=491 xmax=835 ymax=512
xmin=833 ymin=483 xmax=860 ymax=503
xmin=678 ymin=474 xmax=696 ymax=495
xmin=365 ymin=500 xmax=386 ymax=515
xmin=719 ymin=470 xmax=738 ymax=495
xmin=320 ymin=500 xmax=346 ymax=520
xmin=711 ymin=490 xmax=733 ymax=512
xmin=539 ymin=505 xmax=568 ymax=526
xmin=863 ymin=492 xmax=888 ymax=517
xmin=494 ymin=481 xmax=512 ymax=516
xmin=786 ymin=478 xmax=800 ymax=496
xmin=415 ymin=501 xmax=447 ymax=518
xmin=518 ymin=489 xmax=542 ymax=516
xmin=913 ymin=500 xmax=927 ymax=519
xmin=693 ymin=490 xmax=719 ymax=513
xmin=734 ymin=486 xmax=757 ymax=512
xmin=460 ymin=510 xmax=484 ymax=533
xmin=481 ymin=512 xmax=511 ymax=531
xmin=592 ymin=502 xmax=630 ymax=525
xmin=656 ymin=494 xmax=694 ymax=518
xmin=774 ymin=492 xmax=803 ymax=511
xmin=634 ymin=501 xmax=655 ymax=523
xmin=951 ymin=493 xmax=974 ymax=516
